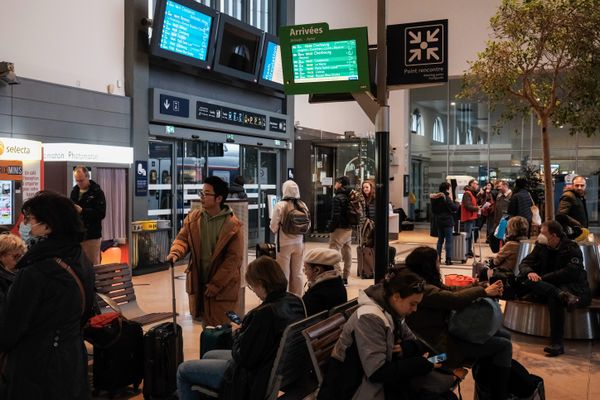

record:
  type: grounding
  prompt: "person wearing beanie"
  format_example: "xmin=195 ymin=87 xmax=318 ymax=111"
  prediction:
xmin=328 ymin=176 xmax=353 ymax=284
xmin=302 ymin=248 xmax=347 ymax=316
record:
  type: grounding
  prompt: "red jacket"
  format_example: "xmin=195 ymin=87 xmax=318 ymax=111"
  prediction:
xmin=460 ymin=189 xmax=479 ymax=222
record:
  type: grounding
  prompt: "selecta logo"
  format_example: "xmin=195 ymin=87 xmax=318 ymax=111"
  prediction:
xmin=0 ymin=141 xmax=4 ymax=156
xmin=0 ymin=140 xmax=31 ymax=156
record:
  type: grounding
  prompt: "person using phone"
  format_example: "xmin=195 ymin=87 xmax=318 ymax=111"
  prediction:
xmin=177 ymin=256 xmax=306 ymax=400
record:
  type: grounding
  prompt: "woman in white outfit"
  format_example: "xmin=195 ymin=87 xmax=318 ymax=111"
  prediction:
xmin=270 ymin=180 xmax=306 ymax=295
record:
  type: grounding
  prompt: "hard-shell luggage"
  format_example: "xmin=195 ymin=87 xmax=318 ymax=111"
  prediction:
xmin=92 ymin=319 xmax=144 ymax=396
xmin=200 ymin=325 xmax=233 ymax=358
xmin=451 ymin=232 xmax=467 ymax=263
xmin=143 ymin=261 xmax=183 ymax=399
xmin=356 ymin=245 xmax=374 ymax=278
xmin=471 ymin=229 xmax=485 ymax=277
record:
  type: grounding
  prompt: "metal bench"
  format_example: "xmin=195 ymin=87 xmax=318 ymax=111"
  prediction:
xmin=503 ymin=298 xmax=600 ymax=339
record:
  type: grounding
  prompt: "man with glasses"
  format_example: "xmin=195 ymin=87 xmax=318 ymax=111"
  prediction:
xmin=167 ymin=176 xmax=244 ymax=326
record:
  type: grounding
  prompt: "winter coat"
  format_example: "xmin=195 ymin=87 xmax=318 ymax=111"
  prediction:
xmin=430 ymin=191 xmax=458 ymax=228
xmin=507 ymin=189 xmax=533 ymax=223
xmin=518 ymin=238 xmax=591 ymax=303
xmin=302 ymin=271 xmax=347 ymax=316
xmin=460 ymin=187 xmax=479 ymax=222
xmin=270 ymin=180 xmax=305 ymax=247
xmin=228 ymin=183 xmax=248 ymax=200
xmin=490 ymin=236 xmax=528 ymax=273
xmin=169 ymin=207 xmax=244 ymax=325
xmin=492 ymin=190 xmax=512 ymax=229
xmin=329 ymin=186 xmax=352 ymax=230
xmin=558 ymin=189 xmax=588 ymax=228
xmin=325 ymin=285 xmax=434 ymax=400
xmin=70 ymin=180 xmax=106 ymax=240
xmin=0 ymin=236 xmax=96 ymax=400
xmin=405 ymin=282 xmax=487 ymax=368
xmin=0 ymin=264 xmax=15 ymax=309
xmin=220 ymin=291 xmax=306 ymax=400
xmin=363 ymin=194 xmax=376 ymax=221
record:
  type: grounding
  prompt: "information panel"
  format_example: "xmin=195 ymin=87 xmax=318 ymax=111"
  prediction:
xmin=159 ymin=0 xmax=213 ymax=61
xmin=262 ymin=41 xmax=284 ymax=84
xmin=196 ymin=101 xmax=267 ymax=130
xmin=291 ymin=40 xmax=358 ymax=83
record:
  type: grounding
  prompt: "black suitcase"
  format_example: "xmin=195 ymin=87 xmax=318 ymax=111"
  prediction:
xmin=143 ymin=261 xmax=183 ymax=399
xmin=92 ymin=319 xmax=144 ymax=396
xmin=356 ymin=245 xmax=374 ymax=279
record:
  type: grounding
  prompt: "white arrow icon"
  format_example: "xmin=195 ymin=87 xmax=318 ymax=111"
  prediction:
xmin=409 ymin=49 xmax=421 ymax=62
xmin=408 ymin=31 xmax=421 ymax=44
xmin=164 ymin=99 xmax=171 ymax=110
xmin=427 ymin=47 xmax=440 ymax=60
xmin=427 ymin=28 xmax=440 ymax=42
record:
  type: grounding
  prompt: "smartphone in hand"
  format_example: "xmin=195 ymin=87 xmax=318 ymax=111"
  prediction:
xmin=427 ymin=353 xmax=447 ymax=364
xmin=225 ymin=311 xmax=242 ymax=325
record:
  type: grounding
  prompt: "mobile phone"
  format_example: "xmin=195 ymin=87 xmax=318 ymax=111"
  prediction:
xmin=427 ymin=353 xmax=447 ymax=364
xmin=225 ymin=311 xmax=242 ymax=325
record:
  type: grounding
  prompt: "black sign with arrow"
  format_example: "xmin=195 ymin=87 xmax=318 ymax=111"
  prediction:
xmin=387 ymin=19 xmax=448 ymax=85
xmin=159 ymin=94 xmax=190 ymax=118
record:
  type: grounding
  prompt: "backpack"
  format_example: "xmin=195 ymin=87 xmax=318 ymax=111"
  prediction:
xmin=280 ymin=199 xmax=311 ymax=235
xmin=347 ymin=190 xmax=364 ymax=226
xmin=448 ymin=297 xmax=502 ymax=344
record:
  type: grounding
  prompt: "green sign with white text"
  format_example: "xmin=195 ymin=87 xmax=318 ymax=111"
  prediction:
xmin=279 ymin=23 xmax=370 ymax=95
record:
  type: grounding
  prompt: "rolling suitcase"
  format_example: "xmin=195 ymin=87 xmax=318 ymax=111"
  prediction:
xmin=356 ymin=245 xmax=375 ymax=278
xmin=92 ymin=318 xmax=144 ymax=396
xmin=451 ymin=232 xmax=467 ymax=263
xmin=143 ymin=262 xmax=183 ymax=399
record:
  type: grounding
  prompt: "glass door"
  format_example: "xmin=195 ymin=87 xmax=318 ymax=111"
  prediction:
xmin=241 ymin=147 xmax=279 ymax=247
xmin=148 ymin=141 xmax=174 ymax=224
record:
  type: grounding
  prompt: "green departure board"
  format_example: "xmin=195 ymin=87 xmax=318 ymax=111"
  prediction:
xmin=279 ymin=23 xmax=369 ymax=95
xmin=291 ymin=40 xmax=359 ymax=83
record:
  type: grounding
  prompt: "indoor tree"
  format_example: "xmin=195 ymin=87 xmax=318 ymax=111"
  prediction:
xmin=461 ymin=0 xmax=600 ymax=220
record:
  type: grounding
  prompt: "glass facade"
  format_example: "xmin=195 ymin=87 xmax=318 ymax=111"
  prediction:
xmin=409 ymin=78 xmax=600 ymax=226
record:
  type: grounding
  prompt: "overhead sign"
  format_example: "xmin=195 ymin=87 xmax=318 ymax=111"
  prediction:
xmin=44 ymin=143 xmax=134 ymax=164
xmin=0 ymin=160 xmax=23 ymax=180
xmin=387 ymin=19 xmax=448 ymax=85
xmin=196 ymin=101 xmax=266 ymax=130
xmin=0 ymin=138 xmax=42 ymax=161
xmin=159 ymin=94 xmax=190 ymax=118
xmin=279 ymin=23 xmax=370 ymax=94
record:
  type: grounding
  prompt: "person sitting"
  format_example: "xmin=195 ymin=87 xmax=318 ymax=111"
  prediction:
xmin=517 ymin=221 xmax=591 ymax=357
xmin=478 ymin=216 xmax=529 ymax=282
xmin=176 ymin=256 xmax=306 ymax=400
xmin=404 ymin=246 xmax=512 ymax=400
xmin=0 ymin=233 xmax=26 ymax=307
xmin=302 ymin=248 xmax=347 ymax=316
xmin=318 ymin=269 xmax=458 ymax=400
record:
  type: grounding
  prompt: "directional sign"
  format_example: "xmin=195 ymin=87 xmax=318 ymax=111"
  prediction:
xmin=159 ymin=94 xmax=190 ymax=118
xmin=387 ymin=19 xmax=448 ymax=85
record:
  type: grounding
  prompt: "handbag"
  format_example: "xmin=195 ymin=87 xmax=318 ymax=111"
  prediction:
xmin=448 ymin=298 xmax=502 ymax=344
xmin=529 ymin=194 xmax=542 ymax=226
xmin=494 ymin=216 xmax=508 ymax=240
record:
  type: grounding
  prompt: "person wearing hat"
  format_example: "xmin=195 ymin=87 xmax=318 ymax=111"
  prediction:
xmin=302 ymin=248 xmax=347 ymax=316
xmin=328 ymin=176 xmax=353 ymax=284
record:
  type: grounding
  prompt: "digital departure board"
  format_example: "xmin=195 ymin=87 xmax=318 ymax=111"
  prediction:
xmin=150 ymin=0 xmax=218 ymax=70
xmin=291 ymin=40 xmax=358 ymax=83
xmin=159 ymin=0 xmax=213 ymax=60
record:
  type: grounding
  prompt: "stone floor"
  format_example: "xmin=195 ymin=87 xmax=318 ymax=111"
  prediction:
xmin=96 ymin=227 xmax=600 ymax=399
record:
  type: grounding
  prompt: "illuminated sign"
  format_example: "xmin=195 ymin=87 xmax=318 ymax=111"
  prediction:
xmin=0 ymin=138 xmax=42 ymax=161
xmin=43 ymin=143 xmax=134 ymax=164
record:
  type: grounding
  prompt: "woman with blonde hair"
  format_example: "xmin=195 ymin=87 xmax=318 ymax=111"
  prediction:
xmin=0 ymin=233 xmax=26 ymax=305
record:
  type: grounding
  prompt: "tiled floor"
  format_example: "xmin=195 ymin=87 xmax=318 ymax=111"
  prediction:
xmin=99 ymin=227 xmax=600 ymax=399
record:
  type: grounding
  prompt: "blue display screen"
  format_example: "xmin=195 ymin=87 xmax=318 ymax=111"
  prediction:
xmin=261 ymin=41 xmax=283 ymax=84
xmin=159 ymin=0 xmax=213 ymax=61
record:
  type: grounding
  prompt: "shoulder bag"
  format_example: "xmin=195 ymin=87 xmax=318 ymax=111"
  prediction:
xmin=448 ymin=297 xmax=502 ymax=344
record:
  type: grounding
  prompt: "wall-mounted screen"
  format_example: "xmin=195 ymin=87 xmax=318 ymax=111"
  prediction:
xmin=150 ymin=0 xmax=218 ymax=70
xmin=213 ymin=13 xmax=263 ymax=83
xmin=258 ymin=34 xmax=284 ymax=90
xmin=280 ymin=23 xmax=370 ymax=95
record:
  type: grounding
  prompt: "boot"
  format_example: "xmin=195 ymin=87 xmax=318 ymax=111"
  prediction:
xmin=491 ymin=366 xmax=511 ymax=400
xmin=559 ymin=291 xmax=580 ymax=311
xmin=543 ymin=343 xmax=564 ymax=357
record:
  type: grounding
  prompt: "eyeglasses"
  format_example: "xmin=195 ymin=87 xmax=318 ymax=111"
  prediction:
xmin=199 ymin=190 xmax=217 ymax=198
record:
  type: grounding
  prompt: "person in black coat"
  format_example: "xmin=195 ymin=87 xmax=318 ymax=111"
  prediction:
xmin=0 ymin=191 xmax=96 ymax=400
xmin=177 ymin=256 xmax=306 ymax=400
xmin=518 ymin=221 xmax=591 ymax=356
xmin=0 ymin=233 xmax=26 ymax=308
xmin=302 ymin=248 xmax=347 ymax=316
xmin=507 ymin=178 xmax=533 ymax=225
xmin=228 ymin=175 xmax=248 ymax=200
xmin=558 ymin=176 xmax=588 ymax=228
xmin=430 ymin=182 xmax=459 ymax=265
xmin=328 ymin=176 xmax=353 ymax=284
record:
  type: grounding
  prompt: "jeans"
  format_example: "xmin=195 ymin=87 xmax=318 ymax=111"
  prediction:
xmin=464 ymin=220 xmax=475 ymax=254
xmin=436 ymin=226 xmax=454 ymax=261
xmin=522 ymin=280 xmax=566 ymax=345
xmin=329 ymin=228 xmax=353 ymax=279
xmin=177 ymin=350 xmax=232 ymax=400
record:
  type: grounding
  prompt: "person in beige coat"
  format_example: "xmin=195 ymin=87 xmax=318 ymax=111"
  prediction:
xmin=167 ymin=176 xmax=244 ymax=326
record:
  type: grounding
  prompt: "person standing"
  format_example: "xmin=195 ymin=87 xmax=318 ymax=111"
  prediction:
xmin=460 ymin=179 xmax=480 ymax=257
xmin=167 ymin=176 xmax=244 ymax=326
xmin=430 ymin=182 xmax=459 ymax=265
xmin=0 ymin=233 xmax=26 ymax=307
xmin=507 ymin=178 xmax=533 ymax=226
xmin=328 ymin=176 xmax=352 ymax=285
xmin=70 ymin=166 xmax=106 ymax=265
xmin=228 ymin=175 xmax=248 ymax=200
xmin=489 ymin=181 xmax=512 ymax=252
xmin=269 ymin=180 xmax=307 ymax=295
xmin=558 ymin=175 xmax=588 ymax=228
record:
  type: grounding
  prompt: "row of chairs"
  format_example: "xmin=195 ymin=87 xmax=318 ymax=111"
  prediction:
xmin=193 ymin=298 xmax=359 ymax=399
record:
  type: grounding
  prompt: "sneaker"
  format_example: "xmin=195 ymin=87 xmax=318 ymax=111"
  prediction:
xmin=543 ymin=344 xmax=564 ymax=357
xmin=559 ymin=291 xmax=580 ymax=311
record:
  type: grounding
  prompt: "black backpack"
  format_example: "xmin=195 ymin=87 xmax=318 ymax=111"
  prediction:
xmin=280 ymin=199 xmax=311 ymax=235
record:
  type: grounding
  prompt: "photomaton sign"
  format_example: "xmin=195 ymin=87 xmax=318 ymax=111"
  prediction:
xmin=279 ymin=23 xmax=370 ymax=95
xmin=387 ymin=19 xmax=448 ymax=85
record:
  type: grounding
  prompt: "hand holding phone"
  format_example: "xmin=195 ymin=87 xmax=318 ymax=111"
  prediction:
xmin=427 ymin=353 xmax=447 ymax=364
xmin=225 ymin=311 xmax=242 ymax=325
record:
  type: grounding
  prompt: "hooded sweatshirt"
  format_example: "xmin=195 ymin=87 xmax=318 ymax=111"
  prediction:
xmin=270 ymin=180 xmax=305 ymax=247
xmin=199 ymin=205 xmax=234 ymax=283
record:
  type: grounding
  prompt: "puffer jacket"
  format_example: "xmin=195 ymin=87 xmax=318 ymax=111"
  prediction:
xmin=430 ymin=191 xmax=458 ymax=228
xmin=507 ymin=189 xmax=533 ymax=223
xmin=329 ymin=186 xmax=352 ymax=230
